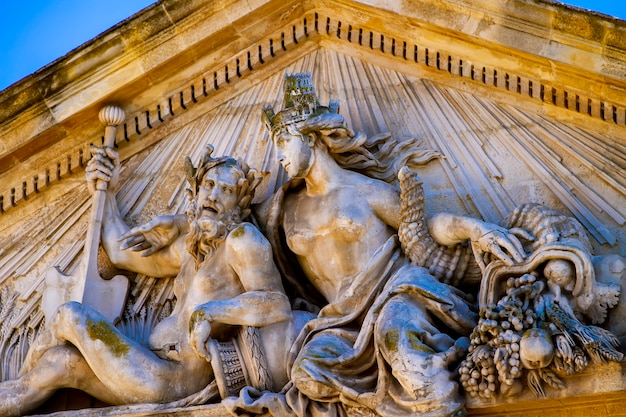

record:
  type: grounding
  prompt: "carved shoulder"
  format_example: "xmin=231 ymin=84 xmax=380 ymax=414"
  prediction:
xmin=362 ymin=178 xmax=401 ymax=230
xmin=226 ymin=223 xmax=273 ymax=262
xmin=225 ymin=222 xmax=282 ymax=292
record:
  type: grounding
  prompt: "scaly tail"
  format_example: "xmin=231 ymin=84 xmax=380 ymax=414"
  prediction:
xmin=397 ymin=167 xmax=480 ymax=286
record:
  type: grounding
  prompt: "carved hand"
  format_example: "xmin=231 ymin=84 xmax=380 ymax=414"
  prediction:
xmin=189 ymin=308 xmax=212 ymax=362
xmin=85 ymin=145 xmax=120 ymax=193
xmin=118 ymin=214 xmax=187 ymax=256
xmin=471 ymin=223 xmax=533 ymax=266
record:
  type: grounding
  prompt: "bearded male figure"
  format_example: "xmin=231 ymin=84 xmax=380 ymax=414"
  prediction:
xmin=0 ymin=145 xmax=301 ymax=416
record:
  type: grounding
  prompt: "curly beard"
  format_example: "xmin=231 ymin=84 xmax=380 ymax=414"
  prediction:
xmin=185 ymin=216 xmax=228 ymax=268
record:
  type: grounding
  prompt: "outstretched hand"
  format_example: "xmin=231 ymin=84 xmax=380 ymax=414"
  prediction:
xmin=118 ymin=215 xmax=185 ymax=257
xmin=471 ymin=224 xmax=533 ymax=266
xmin=86 ymin=145 xmax=120 ymax=193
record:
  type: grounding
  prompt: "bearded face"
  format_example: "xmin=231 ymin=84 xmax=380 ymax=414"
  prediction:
xmin=186 ymin=165 xmax=243 ymax=266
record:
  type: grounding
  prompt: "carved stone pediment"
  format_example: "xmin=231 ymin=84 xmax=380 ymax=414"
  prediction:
xmin=0 ymin=0 xmax=625 ymax=415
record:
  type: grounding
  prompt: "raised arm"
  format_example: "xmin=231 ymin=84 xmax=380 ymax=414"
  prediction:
xmin=86 ymin=146 xmax=184 ymax=277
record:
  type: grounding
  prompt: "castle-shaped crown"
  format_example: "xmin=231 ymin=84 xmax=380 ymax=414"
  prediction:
xmin=262 ymin=73 xmax=339 ymax=135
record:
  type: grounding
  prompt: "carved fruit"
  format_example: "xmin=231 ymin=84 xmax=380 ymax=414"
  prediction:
xmin=544 ymin=259 xmax=575 ymax=292
xmin=519 ymin=328 xmax=554 ymax=369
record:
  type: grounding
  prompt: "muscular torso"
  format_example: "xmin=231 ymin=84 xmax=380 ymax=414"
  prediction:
xmin=283 ymin=181 xmax=396 ymax=304
xmin=148 ymin=241 xmax=243 ymax=357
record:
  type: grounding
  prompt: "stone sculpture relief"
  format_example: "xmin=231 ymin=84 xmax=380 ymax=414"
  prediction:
xmin=0 ymin=73 xmax=623 ymax=417
xmin=220 ymin=73 xmax=531 ymax=417
xmin=0 ymin=140 xmax=306 ymax=416
xmin=460 ymin=203 xmax=623 ymax=399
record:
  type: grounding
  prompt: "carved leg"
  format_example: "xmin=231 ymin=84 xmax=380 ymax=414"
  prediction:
xmin=375 ymin=294 xmax=465 ymax=415
xmin=22 ymin=301 xmax=208 ymax=403
xmin=20 ymin=307 xmax=70 ymax=374
xmin=21 ymin=301 xmax=106 ymax=374
xmin=0 ymin=345 xmax=117 ymax=417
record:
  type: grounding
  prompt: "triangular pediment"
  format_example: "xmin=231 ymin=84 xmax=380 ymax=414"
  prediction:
xmin=2 ymin=0 xmax=626 ymax=215
xmin=0 ymin=1 xmax=625 ymax=414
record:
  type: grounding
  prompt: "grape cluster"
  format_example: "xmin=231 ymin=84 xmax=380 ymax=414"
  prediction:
xmin=459 ymin=346 xmax=497 ymax=399
xmin=493 ymin=332 xmax=521 ymax=385
xmin=459 ymin=274 xmax=541 ymax=398
xmin=506 ymin=273 xmax=540 ymax=293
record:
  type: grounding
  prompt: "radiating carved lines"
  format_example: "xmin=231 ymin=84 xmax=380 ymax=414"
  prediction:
xmin=323 ymin=54 xmax=515 ymax=223
xmin=112 ymin=71 xmax=304 ymax=229
xmin=466 ymin=96 xmax=621 ymax=245
xmin=1 ymin=48 xmax=623 ymax=302
xmin=0 ymin=286 xmax=41 ymax=381
xmin=411 ymin=79 xmax=516 ymax=223
xmin=323 ymin=50 xmax=388 ymax=137
xmin=116 ymin=274 xmax=175 ymax=348
xmin=0 ymin=189 xmax=89 ymax=378
xmin=312 ymin=50 xmax=623 ymax=245
xmin=0 ymin=189 xmax=90 ymax=285
xmin=0 ymin=47 xmax=624 ymax=379
xmin=0 ymin=64 xmax=315 ymax=355
xmin=528 ymin=114 xmax=626 ymax=200
xmin=346 ymin=60 xmax=498 ymax=219
xmin=511 ymin=110 xmax=626 ymax=225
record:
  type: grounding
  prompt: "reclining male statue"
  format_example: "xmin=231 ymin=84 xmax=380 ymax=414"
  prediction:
xmin=0 ymin=144 xmax=308 ymax=416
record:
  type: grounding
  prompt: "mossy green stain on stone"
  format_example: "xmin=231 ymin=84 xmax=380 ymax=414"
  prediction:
xmin=87 ymin=319 xmax=130 ymax=357
xmin=189 ymin=309 xmax=206 ymax=332
xmin=406 ymin=331 xmax=435 ymax=354
xmin=384 ymin=328 xmax=400 ymax=352
xmin=384 ymin=328 xmax=435 ymax=354
xmin=231 ymin=225 xmax=245 ymax=238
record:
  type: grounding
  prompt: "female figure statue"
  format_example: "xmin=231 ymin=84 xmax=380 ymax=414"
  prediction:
xmin=239 ymin=73 xmax=529 ymax=417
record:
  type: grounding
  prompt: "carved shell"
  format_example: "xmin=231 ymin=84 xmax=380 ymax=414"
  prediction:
xmin=503 ymin=203 xmax=592 ymax=253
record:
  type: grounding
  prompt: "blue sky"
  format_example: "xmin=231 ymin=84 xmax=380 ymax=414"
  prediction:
xmin=1 ymin=1 xmax=625 ymax=91
xmin=0 ymin=1 xmax=155 ymax=91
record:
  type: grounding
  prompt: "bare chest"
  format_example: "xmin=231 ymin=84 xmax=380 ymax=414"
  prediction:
xmin=191 ymin=252 xmax=244 ymax=301
xmin=172 ymin=246 xmax=242 ymax=305
xmin=283 ymin=189 xmax=373 ymax=254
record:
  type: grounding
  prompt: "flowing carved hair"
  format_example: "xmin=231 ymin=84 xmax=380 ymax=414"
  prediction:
xmin=290 ymin=112 xmax=441 ymax=184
